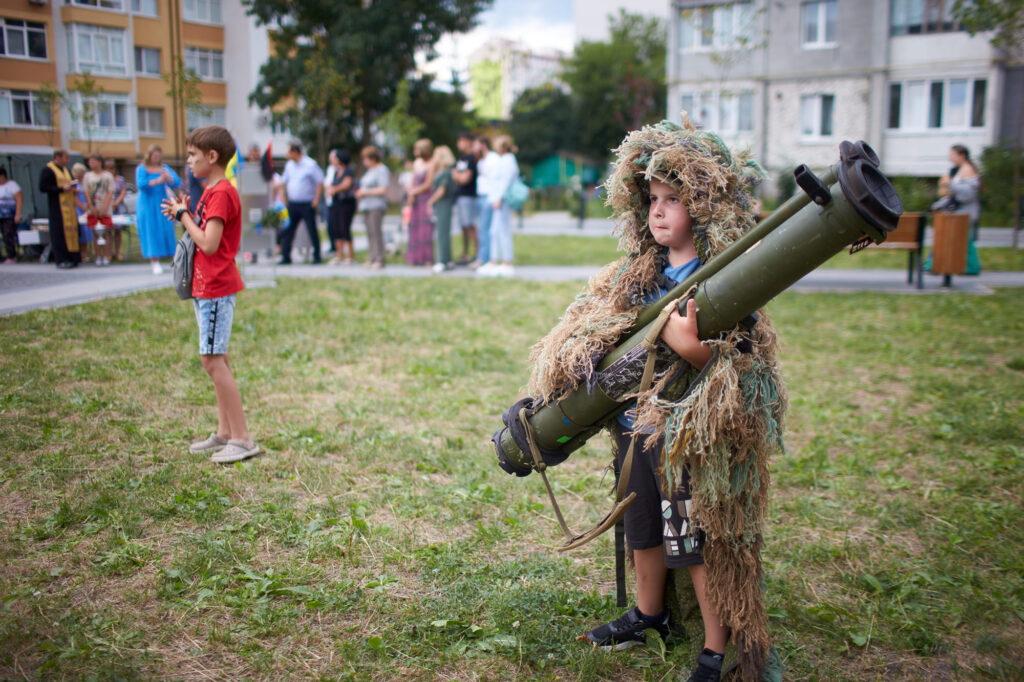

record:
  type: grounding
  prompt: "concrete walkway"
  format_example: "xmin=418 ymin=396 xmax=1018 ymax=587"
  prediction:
xmin=2 ymin=212 xmax=1022 ymax=316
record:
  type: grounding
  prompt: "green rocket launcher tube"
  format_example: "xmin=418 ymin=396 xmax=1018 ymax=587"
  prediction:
xmin=493 ymin=140 xmax=903 ymax=477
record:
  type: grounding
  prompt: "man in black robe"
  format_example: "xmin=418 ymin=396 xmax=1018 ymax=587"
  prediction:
xmin=38 ymin=149 xmax=80 ymax=268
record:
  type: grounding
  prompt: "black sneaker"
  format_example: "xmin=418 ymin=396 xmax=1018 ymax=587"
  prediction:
xmin=686 ymin=649 xmax=724 ymax=682
xmin=585 ymin=606 xmax=671 ymax=650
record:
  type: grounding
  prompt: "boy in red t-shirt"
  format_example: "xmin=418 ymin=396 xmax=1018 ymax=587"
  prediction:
xmin=162 ymin=125 xmax=259 ymax=464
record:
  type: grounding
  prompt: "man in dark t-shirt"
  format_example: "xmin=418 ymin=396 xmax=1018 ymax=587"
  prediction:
xmin=452 ymin=132 xmax=478 ymax=264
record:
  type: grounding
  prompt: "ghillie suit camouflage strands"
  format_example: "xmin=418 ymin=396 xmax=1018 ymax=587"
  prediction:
xmin=528 ymin=117 xmax=786 ymax=682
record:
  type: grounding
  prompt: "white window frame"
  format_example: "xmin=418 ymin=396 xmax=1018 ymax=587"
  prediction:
xmin=801 ymin=0 xmax=837 ymax=49
xmin=1 ymin=18 xmax=48 ymax=61
xmin=680 ymin=90 xmax=755 ymax=134
xmin=186 ymin=105 xmax=226 ymax=131
xmin=66 ymin=0 xmax=125 ymax=11
xmin=134 ymin=46 xmax=160 ymax=76
xmin=0 ymin=89 xmax=54 ymax=129
xmin=74 ymin=92 xmax=132 ymax=141
xmin=182 ymin=0 xmax=223 ymax=25
xmin=130 ymin=0 xmax=158 ymax=17
xmin=183 ymin=45 xmax=224 ymax=81
xmin=886 ymin=77 xmax=987 ymax=132
xmin=679 ymin=2 xmax=754 ymax=52
xmin=800 ymin=93 xmax=835 ymax=140
xmin=137 ymin=106 xmax=164 ymax=136
xmin=66 ymin=23 xmax=127 ymax=76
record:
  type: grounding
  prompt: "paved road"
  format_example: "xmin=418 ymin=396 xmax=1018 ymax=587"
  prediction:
xmin=2 ymin=212 xmax=1021 ymax=316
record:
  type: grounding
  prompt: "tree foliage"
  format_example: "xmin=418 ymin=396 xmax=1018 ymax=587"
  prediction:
xmin=245 ymin=0 xmax=491 ymax=161
xmin=558 ymin=10 xmax=666 ymax=162
xmin=507 ymin=84 xmax=574 ymax=166
xmin=952 ymin=0 xmax=1024 ymax=58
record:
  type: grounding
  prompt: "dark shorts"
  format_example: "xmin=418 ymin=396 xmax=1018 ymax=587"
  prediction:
xmin=614 ymin=424 xmax=704 ymax=568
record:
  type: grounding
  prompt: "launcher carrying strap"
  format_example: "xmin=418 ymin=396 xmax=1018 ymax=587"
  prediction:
xmin=522 ymin=298 xmax=685 ymax=551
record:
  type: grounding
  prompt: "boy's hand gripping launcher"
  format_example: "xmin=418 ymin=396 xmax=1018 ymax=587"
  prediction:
xmin=492 ymin=141 xmax=903 ymax=548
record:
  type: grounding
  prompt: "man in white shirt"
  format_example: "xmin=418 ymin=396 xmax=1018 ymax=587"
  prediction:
xmin=275 ymin=143 xmax=324 ymax=264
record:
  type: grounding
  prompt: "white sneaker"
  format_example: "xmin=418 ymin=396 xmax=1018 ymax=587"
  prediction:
xmin=476 ymin=262 xmax=497 ymax=277
xmin=498 ymin=264 xmax=515 ymax=278
xmin=152 ymin=261 xmax=163 ymax=275
xmin=431 ymin=263 xmax=445 ymax=273
xmin=210 ymin=440 xmax=261 ymax=464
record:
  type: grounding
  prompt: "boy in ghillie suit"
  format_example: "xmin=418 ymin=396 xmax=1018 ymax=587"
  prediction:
xmin=527 ymin=117 xmax=786 ymax=682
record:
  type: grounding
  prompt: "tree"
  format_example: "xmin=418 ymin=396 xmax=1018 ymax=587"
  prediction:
xmin=375 ymin=79 xmax=424 ymax=160
xmin=407 ymin=75 xmax=479 ymax=153
xmin=66 ymin=72 xmax=105 ymax=153
xmin=246 ymin=0 xmax=492 ymax=160
xmin=560 ymin=10 xmax=666 ymax=162
xmin=953 ymin=0 xmax=1024 ymax=244
xmin=36 ymin=84 xmax=64 ymax=148
xmin=163 ymin=56 xmax=204 ymax=158
xmin=508 ymin=84 xmax=574 ymax=166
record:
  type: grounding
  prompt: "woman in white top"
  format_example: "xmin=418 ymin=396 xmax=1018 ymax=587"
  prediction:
xmin=480 ymin=134 xmax=519 ymax=277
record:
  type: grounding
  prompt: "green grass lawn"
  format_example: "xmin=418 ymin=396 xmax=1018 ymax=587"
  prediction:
xmin=1 ymin=280 xmax=1022 ymax=680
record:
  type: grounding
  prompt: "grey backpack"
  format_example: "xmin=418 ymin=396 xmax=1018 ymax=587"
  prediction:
xmin=172 ymin=231 xmax=195 ymax=300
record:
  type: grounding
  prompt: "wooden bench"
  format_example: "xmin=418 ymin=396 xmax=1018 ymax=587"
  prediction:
xmin=868 ymin=211 xmax=925 ymax=289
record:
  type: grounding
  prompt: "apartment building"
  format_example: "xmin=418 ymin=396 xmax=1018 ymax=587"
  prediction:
xmin=666 ymin=0 xmax=1018 ymax=179
xmin=468 ymin=38 xmax=564 ymax=121
xmin=0 ymin=0 xmax=288 ymax=170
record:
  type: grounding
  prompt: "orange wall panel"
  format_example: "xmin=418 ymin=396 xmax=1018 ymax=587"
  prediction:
xmin=136 ymin=78 xmax=170 ymax=105
xmin=60 ymin=6 xmax=130 ymax=29
xmin=0 ymin=128 xmax=57 ymax=147
xmin=0 ymin=59 xmax=58 ymax=86
xmin=197 ymin=81 xmax=226 ymax=104
xmin=65 ymin=74 xmax=133 ymax=94
xmin=181 ymin=22 xmax=224 ymax=48
xmin=132 ymin=16 xmax=168 ymax=49
xmin=71 ymin=140 xmax=137 ymax=158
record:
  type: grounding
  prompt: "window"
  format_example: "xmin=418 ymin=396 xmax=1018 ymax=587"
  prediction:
xmin=134 ymin=46 xmax=159 ymax=75
xmin=1 ymin=18 xmax=48 ymax=60
xmin=182 ymin=0 xmax=222 ymax=24
xmin=679 ymin=2 xmax=754 ymax=51
xmin=887 ymin=78 xmax=987 ymax=130
xmin=681 ymin=90 xmax=755 ymax=133
xmin=802 ymin=1 xmax=837 ymax=48
xmin=891 ymin=0 xmax=960 ymax=36
xmin=800 ymin=94 xmax=834 ymax=138
xmin=187 ymin=106 xmax=225 ymax=131
xmin=0 ymin=90 xmax=53 ymax=128
xmin=76 ymin=92 xmax=131 ymax=140
xmin=137 ymin=106 xmax=163 ymax=135
xmin=131 ymin=0 xmax=158 ymax=15
xmin=184 ymin=46 xmax=223 ymax=80
xmin=66 ymin=23 xmax=127 ymax=76
xmin=67 ymin=0 xmax=125 ymax=9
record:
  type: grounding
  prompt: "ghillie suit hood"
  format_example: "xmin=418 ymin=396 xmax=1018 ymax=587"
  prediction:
xmin=528 ymin=117 xmax=786 ymax=681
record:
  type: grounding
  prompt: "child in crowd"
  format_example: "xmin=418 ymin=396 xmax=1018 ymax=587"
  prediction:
xmin=71 ymin=163 xmax=92 ymax=262
xmin=83 ymin=153 xmax=115 ymax=266
xmin=527 ymin=118 xmax=786 ymax=682
xmin=161 ymin=125 xmax=259 ymax=464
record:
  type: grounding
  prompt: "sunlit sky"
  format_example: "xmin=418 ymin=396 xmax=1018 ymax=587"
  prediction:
xmin=417 ymin=0 xmax=576 ymax=88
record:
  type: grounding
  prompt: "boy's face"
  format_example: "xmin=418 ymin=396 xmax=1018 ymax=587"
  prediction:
xmin=88 ymin=158 xmax=101 ymax=171
xmin=187 ymin=145 xmax=217 ymax=179
xmin=648 ymin=179 xmax=694 ymax=253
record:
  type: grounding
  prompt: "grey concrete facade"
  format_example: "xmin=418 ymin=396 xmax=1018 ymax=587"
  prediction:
xmin=666 ymin=0 xmax=1009 ymax=183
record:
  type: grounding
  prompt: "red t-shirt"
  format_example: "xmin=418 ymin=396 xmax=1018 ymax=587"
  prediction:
xmin=192 ymin=180 xmax=244 ymax=299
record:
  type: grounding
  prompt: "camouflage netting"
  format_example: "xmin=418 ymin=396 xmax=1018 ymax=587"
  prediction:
xmin=527 ymin=116 xmax=786 ymax=682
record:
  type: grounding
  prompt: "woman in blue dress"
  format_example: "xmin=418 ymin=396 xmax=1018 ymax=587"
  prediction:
xmin=135 ymin=144 xmax=181 ymax=274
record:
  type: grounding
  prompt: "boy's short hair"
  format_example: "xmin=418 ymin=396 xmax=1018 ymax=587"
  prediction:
xmin=88 ymin=152 xmax=103 ymax=164
xmin=458 ymin=131 xmax=475 ymax=142
xmin=289 ymin=143 xmax=302 ymax=155
xmin=476 ymin=135 xmax=491 ymax=149
xmin=0 ymin=166 xmax=7 ymax=178
xmin=186 ymin=126 xmax=236 ymax=168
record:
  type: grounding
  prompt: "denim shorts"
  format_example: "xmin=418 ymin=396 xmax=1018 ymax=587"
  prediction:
xmin=456 ymin=196 xmax=478 ymax=228
xmin=193 ymin=294 xmax=236 ymax=355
